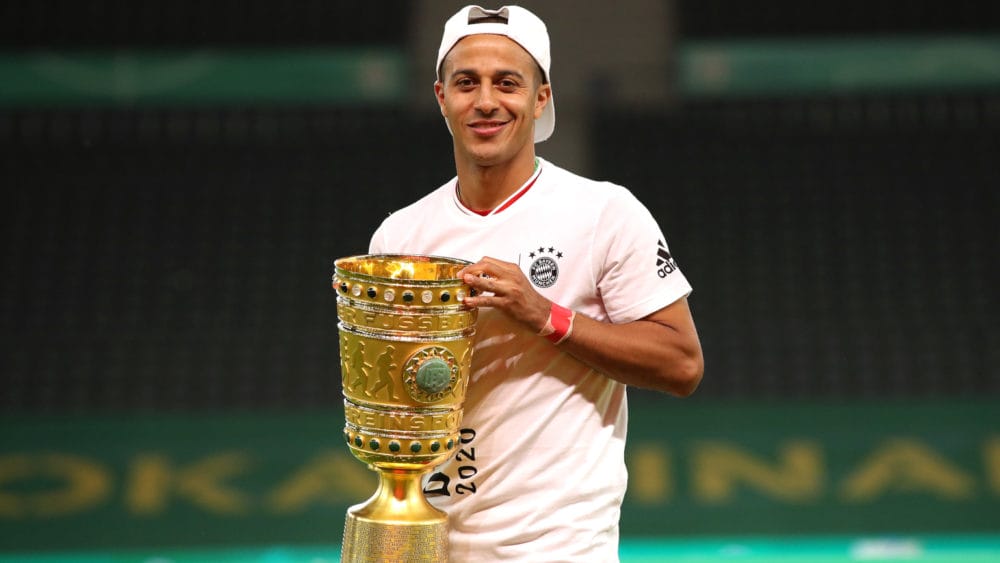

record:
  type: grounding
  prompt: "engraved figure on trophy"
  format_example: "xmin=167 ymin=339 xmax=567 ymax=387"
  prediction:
xmin=347 ymin=340 xmax=372 ymax=397
xmin=370 ymin=345 xmax=399 ymax=400
xmin=340 ymin=333 xmax=351 ymax=388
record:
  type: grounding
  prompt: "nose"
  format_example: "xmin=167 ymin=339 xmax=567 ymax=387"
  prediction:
xmin=473 ymin=83 xmax=499 ymax=114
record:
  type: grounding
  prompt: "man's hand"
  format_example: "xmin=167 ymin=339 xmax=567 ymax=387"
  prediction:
xmin=458 ymin=257 xmax=550 ymax=333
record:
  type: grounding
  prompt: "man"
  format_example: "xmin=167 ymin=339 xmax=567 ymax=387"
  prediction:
xmin=369 ymin=5 xmax=703 ymax=560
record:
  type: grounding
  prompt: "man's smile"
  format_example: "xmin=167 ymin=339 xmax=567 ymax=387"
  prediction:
xmin=468 ymin=119 xmax=509 ymax=136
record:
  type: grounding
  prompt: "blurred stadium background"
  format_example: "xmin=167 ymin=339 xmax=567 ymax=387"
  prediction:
xmin=1 ymin=1 xmax=998 ymax=561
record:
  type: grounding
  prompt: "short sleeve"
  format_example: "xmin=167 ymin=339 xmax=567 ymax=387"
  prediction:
xmin=592 ymin=187 xmax=692 ymax=324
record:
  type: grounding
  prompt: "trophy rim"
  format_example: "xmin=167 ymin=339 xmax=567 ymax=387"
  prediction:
xmin=334 ymin=254 xmax=472 ymax=286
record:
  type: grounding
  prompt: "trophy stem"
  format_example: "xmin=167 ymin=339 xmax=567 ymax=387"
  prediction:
xmin=341 ymin=468 xmax=449 ymax=563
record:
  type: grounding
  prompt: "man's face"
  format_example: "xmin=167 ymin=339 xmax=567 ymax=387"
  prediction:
xmin=435 ymin=34 xmax=551 ymax=168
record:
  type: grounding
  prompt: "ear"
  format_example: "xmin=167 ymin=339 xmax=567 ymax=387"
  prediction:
xmin=534 ymin=83 xmax=552 ymax=120
xmin=434 ymin=81 xmax=447 ymax=116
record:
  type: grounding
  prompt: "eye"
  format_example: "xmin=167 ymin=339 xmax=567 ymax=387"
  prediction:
xmin=497 ymin=79 xmax=518 ymax=90
xmin=455 ymin=77 xmax=476 ymax=89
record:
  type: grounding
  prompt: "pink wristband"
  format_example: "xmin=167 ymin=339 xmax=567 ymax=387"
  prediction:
xmin=539 ymin=303 xmax=575 ymax=344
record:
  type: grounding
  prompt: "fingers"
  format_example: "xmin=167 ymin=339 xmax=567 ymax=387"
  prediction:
xmin=461 ymin=272 xmax=497 ymax=308
xmin=458 ymin=256 xmax=510 ymax=279
xmin=463 ymin=272 xmax=495 ymax=294
xmin=459 ymin=258 xmax=512 ymax=291
xmin=458 ymin=257 xmax=519 ymax=307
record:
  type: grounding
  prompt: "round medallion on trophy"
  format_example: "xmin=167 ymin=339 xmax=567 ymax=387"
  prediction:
xmin=403 ymin=346 xmax=459 ymax=403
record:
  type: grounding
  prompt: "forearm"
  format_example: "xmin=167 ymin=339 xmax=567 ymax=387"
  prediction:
xmin=555 ymin=308 xmax=703 ymax=396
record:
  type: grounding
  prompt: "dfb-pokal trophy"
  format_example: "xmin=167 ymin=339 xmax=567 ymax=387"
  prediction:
xmin=333 ymin=254 xmax=477 ymax=562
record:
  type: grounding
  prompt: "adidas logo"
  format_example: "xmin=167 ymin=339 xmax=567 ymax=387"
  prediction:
xmin=656 ymin=239 xmax=677 ymax=278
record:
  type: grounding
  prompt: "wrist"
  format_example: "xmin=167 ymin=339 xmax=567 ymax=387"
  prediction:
xmin=538 ymin=302 xmax=575 ymax=345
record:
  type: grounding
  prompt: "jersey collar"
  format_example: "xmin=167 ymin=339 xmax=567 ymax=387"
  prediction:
xmin=454 ymin=158 xmax=543 ymax=217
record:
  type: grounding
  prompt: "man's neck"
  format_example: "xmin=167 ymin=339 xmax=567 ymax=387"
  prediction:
xmin=454 ymin=150 xmax=538 ymax=212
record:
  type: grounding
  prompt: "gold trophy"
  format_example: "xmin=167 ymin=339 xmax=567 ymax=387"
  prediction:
xmin=333 ymin=254 xmax=476 ymax=562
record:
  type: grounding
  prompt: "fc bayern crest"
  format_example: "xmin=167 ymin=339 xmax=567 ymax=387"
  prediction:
xmin=526 ymin=246 xmax=563 ymax=289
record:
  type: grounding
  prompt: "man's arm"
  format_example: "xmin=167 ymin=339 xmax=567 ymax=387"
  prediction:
xmin=460 ymin=256 xmax=704 ymax=397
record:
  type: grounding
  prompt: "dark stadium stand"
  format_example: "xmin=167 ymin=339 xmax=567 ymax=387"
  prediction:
xmin=2 ymin=93 xmax=997 ymax=410
xmin=2 ymin=108 xmax=453 ymax=411
xmin=594 ymin=94 xmax=999 ymax=399
xmin=0 ymin=0 xmax=411 ymax=48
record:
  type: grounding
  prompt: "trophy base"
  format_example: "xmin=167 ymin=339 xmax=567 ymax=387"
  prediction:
xmin=342 ymin=510 xmax=448 ymax=563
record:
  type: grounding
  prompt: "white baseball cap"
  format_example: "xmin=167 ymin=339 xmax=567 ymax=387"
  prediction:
xmin=436 ymin=5 xmax=555 ymax=143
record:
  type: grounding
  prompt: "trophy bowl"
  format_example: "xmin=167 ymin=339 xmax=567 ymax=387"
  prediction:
xmin=333 ymin=254 xmax=476 ymax=562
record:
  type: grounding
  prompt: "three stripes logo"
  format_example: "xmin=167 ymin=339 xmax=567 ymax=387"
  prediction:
xmin=656 ymin=239 xmax=678 ymax=278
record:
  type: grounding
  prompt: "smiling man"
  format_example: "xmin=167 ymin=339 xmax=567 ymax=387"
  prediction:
xmin=368 ymin=5 xmax=703 ymax=561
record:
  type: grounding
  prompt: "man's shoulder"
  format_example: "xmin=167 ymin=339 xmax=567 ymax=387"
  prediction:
xmin=540 ymin=159 xmax=636 ymax=204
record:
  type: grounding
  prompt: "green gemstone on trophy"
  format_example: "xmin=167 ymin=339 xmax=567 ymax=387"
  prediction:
xmin=415 ymin=357 xmax=451 ymax=393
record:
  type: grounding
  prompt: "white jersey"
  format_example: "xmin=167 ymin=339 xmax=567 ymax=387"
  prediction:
xmin=369 ymin=158 xmax=691 ymax=562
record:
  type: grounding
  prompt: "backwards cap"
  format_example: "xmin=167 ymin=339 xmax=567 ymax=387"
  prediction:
xmin=436 ymin=5 xmax=555 ymax=143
